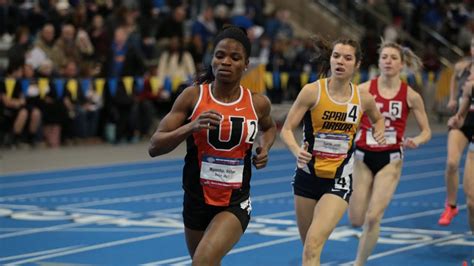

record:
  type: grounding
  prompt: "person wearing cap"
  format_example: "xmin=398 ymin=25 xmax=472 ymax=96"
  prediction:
xmin=148 ymin=25 xmax=276 ymax=264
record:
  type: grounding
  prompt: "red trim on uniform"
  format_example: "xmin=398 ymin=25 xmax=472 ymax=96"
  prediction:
xmin=356 ymin=78 xmax=410 ymax=151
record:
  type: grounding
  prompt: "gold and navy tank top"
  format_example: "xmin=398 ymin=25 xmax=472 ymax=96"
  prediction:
xmin=302 ymin=78 xmax=363 ymax=179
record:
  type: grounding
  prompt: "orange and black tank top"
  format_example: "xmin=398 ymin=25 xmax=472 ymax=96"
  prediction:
xmin=183 ymin=83 xmax=258 ymax=206
xmin=302 ymin=78 xmax=362 ymax=179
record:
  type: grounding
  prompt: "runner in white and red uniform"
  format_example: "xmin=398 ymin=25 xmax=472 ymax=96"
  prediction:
xmin=348 ymin=41 xmax=432 ymax=266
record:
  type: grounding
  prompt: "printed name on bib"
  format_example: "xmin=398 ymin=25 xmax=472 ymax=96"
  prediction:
xmin=313 ymin=133 xmax=350 ymax=159
xmin=366 ymin=128 xmax=397 ymax=146
xmin=200 ymin=155 xmax=244 ymax=189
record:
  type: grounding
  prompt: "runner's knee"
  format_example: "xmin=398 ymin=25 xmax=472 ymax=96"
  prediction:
xmin=192 ymin=240 xmax=223 ymax=266
xmin=445 ymin=159 xmax=460 ymax=174
xmin=349 ymin=211 xmax=364 ymax=227
xmin=303 ymin=238 xmax=323 ymax=262
xmin=192 ymin=248 xmax=217 ymax=266
xmin=466 ymin=195 xmax=474 ymax=211
xmin=365 ymin=210 xmax=382 ymax=229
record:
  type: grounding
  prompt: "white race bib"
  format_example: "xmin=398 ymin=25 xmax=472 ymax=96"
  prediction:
xmin=27 ymin=85 xmax=40 ymax=97
xmin=366 ymin=128 xmax=397 ymax=146
xmin=313 ymin=133 xmax=350 ymax=159
xmin=200 ymin=155 xmax=244 ymax=189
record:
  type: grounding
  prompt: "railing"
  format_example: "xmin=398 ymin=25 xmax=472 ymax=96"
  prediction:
xmin=311 ymin=0 xmax=365 ymax=38
xmin=314 ymin=0 xmax=459 ymax=68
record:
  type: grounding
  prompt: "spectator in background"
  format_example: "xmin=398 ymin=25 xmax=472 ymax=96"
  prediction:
xmin=27 ymin=23 xmax=56 ymax=71
xmin=383 ymin=16 xmax=401 ymax=43
xmin=37 ymin=59 xmax=66 ymax=148
xmin=71 ymin=3 xmax=89 ymax=29
xmin=264 ymin=9 xmax=293 ymax=41
xmin=230 ymin=6 xmax=253 ymax=30
xmin=0 ymin=0 xmax=20 ymax=38
xmin=359 ymin=28 xmax=379 ymax=75
xmin=157 ymin=35 xmax=196 ymax=100
xmin=61 ymin=61 xmax=100 ymax=143
xmin=88 ymin=14 xmax=109 ymax=64
xmin=48 ymin=0 xmax=73 ymax=35
xmin=155 ymin=5 xmax=186 ymax=45
xmin=103 ymin=26 xmax=145 ymax=143
xmin=266 ymin=38 xmax=290 ymax=103
xmin=191 ymin=6 xmax=217 ymax=67
xmin=213 ymin=4 xmax=231 ymax=31
xmin=457 ymin=19 xmax=474 ymax=50
xmin=7 ymin=26 xmax=31 ymax=69
xmin=245 ymin=0 xmax=266 ymax=26
xmin=51 ymin=23 xmax=94 ymax=72
xmin=103 ymin=26 xmax=145 ymax=78
xmin=22 ymin=63 xmax=42 ymax=146
xmin=422 ymin=42 xmax=441 ymax=74
xmin=0 ymin=62 xmax=27 ymax=147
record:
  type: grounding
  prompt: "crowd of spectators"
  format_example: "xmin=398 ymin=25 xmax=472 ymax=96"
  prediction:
xmin=0 ymin=0 xmax=300 ymax=148
xmin=0 ymin=0 xmax=472 ymax=149
xmin=329 ymin=0 xmax=472 ymax=73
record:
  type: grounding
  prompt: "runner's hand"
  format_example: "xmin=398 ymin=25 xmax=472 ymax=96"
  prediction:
xmin=447 ymin=114 xmax=463 ymax=129
xmin=372 ymin=128 xmax=386 ymax=145
xmin=190 ymin=110 xmax=222 ymax=132
xmin=403 ymin=137 xmax=418 ymax=149
xmin=252 ymin=146 xmax=268 ymax=169
xmin=297 ymin=142 xmax=312 ymax=169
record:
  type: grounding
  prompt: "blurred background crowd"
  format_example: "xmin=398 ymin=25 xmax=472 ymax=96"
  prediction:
xmin=0 ymin=0 xmax=472 ymax=149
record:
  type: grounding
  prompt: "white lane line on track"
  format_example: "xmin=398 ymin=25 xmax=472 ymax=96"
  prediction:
xmin=147 ymin=236 xmax=304 ymax=266
xmin=140 ymin=206 xmax=467 ymax=265
xmin=0 ymin=160 xmax=296 ymax=201
xmin=3 ymin=202 xmax=464 ymax=265
xmin=0 ymin=228 xmax=169 ymax=233
xmin=0 ymin=246 xmax=82 ymax=262
xmin=1 ymin=153 xmax=450 ymax=202
xmin=1 ymin=145 xmax=450 ymax=190
xmin=0 ymin=165 xmax=453 ymax=241
xmin=0 ymin=212 xmax=142 ymax=239
xmin=0 ymin=153 xmax=293 ymax=188
xmin=4 ymin=229 xmax=184 ymax=265
xmin=339 ymin=233 xmax=466 ymax=265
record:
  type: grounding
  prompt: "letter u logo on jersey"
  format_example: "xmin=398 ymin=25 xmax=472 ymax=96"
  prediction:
xmin=208 ymin=116 xmax=245 ymax=150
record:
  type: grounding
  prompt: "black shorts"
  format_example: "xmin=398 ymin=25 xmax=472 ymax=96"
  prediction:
xmin=354 ymin=147 xmax=403 ymax=175
xmin=182 ymin=192 xmax=251 ymax=232
xmin=292 ymin=168 xmax=353 ymax=203
xmin=467 ymin=127 xmax=474 ymax=152
xmin=459 ymin=124 xmax=474 ymax=143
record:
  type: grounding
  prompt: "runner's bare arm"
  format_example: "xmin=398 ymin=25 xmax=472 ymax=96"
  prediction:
xmin=252 ymin=93 xmax=277 ymax=169
xmin=280 ymin=83 xmax=318 ymax=157
xmin=360 ymin=86 xmax=386 ymax=145
xmin=406 ymin=87 xmax=431 ymax=148
xmin=148 ymin=86 xmax=221 ymax=157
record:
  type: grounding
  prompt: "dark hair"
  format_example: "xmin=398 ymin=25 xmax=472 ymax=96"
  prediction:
xmin=310 ymin=35 xmax=362 ymax=77
xmin=213 ymin=25 xmax=251 ymax=58
xmin=194 ymin=25 xmax=251 ymax=85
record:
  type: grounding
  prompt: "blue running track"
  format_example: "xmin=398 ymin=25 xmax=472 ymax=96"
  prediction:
xmin=0 ymin=133 xmax=473 ymax=265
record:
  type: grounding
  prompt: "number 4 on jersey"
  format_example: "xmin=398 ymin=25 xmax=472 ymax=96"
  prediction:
xmin=346 ymin=104 xmax=359 ymax=123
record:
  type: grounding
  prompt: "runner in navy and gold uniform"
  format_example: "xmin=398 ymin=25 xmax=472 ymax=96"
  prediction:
xmin=148 ymin=26 xmax=276 ymax=264
xmin=447 ymin=77 xmax=474 ymax=234
xmin=441 ymin=37 xmax=474 ymax=226
xmin=280 ymin=36 xmax=386 ymax=265
xmin=348 ymin=42 xmax=431 ymax=266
